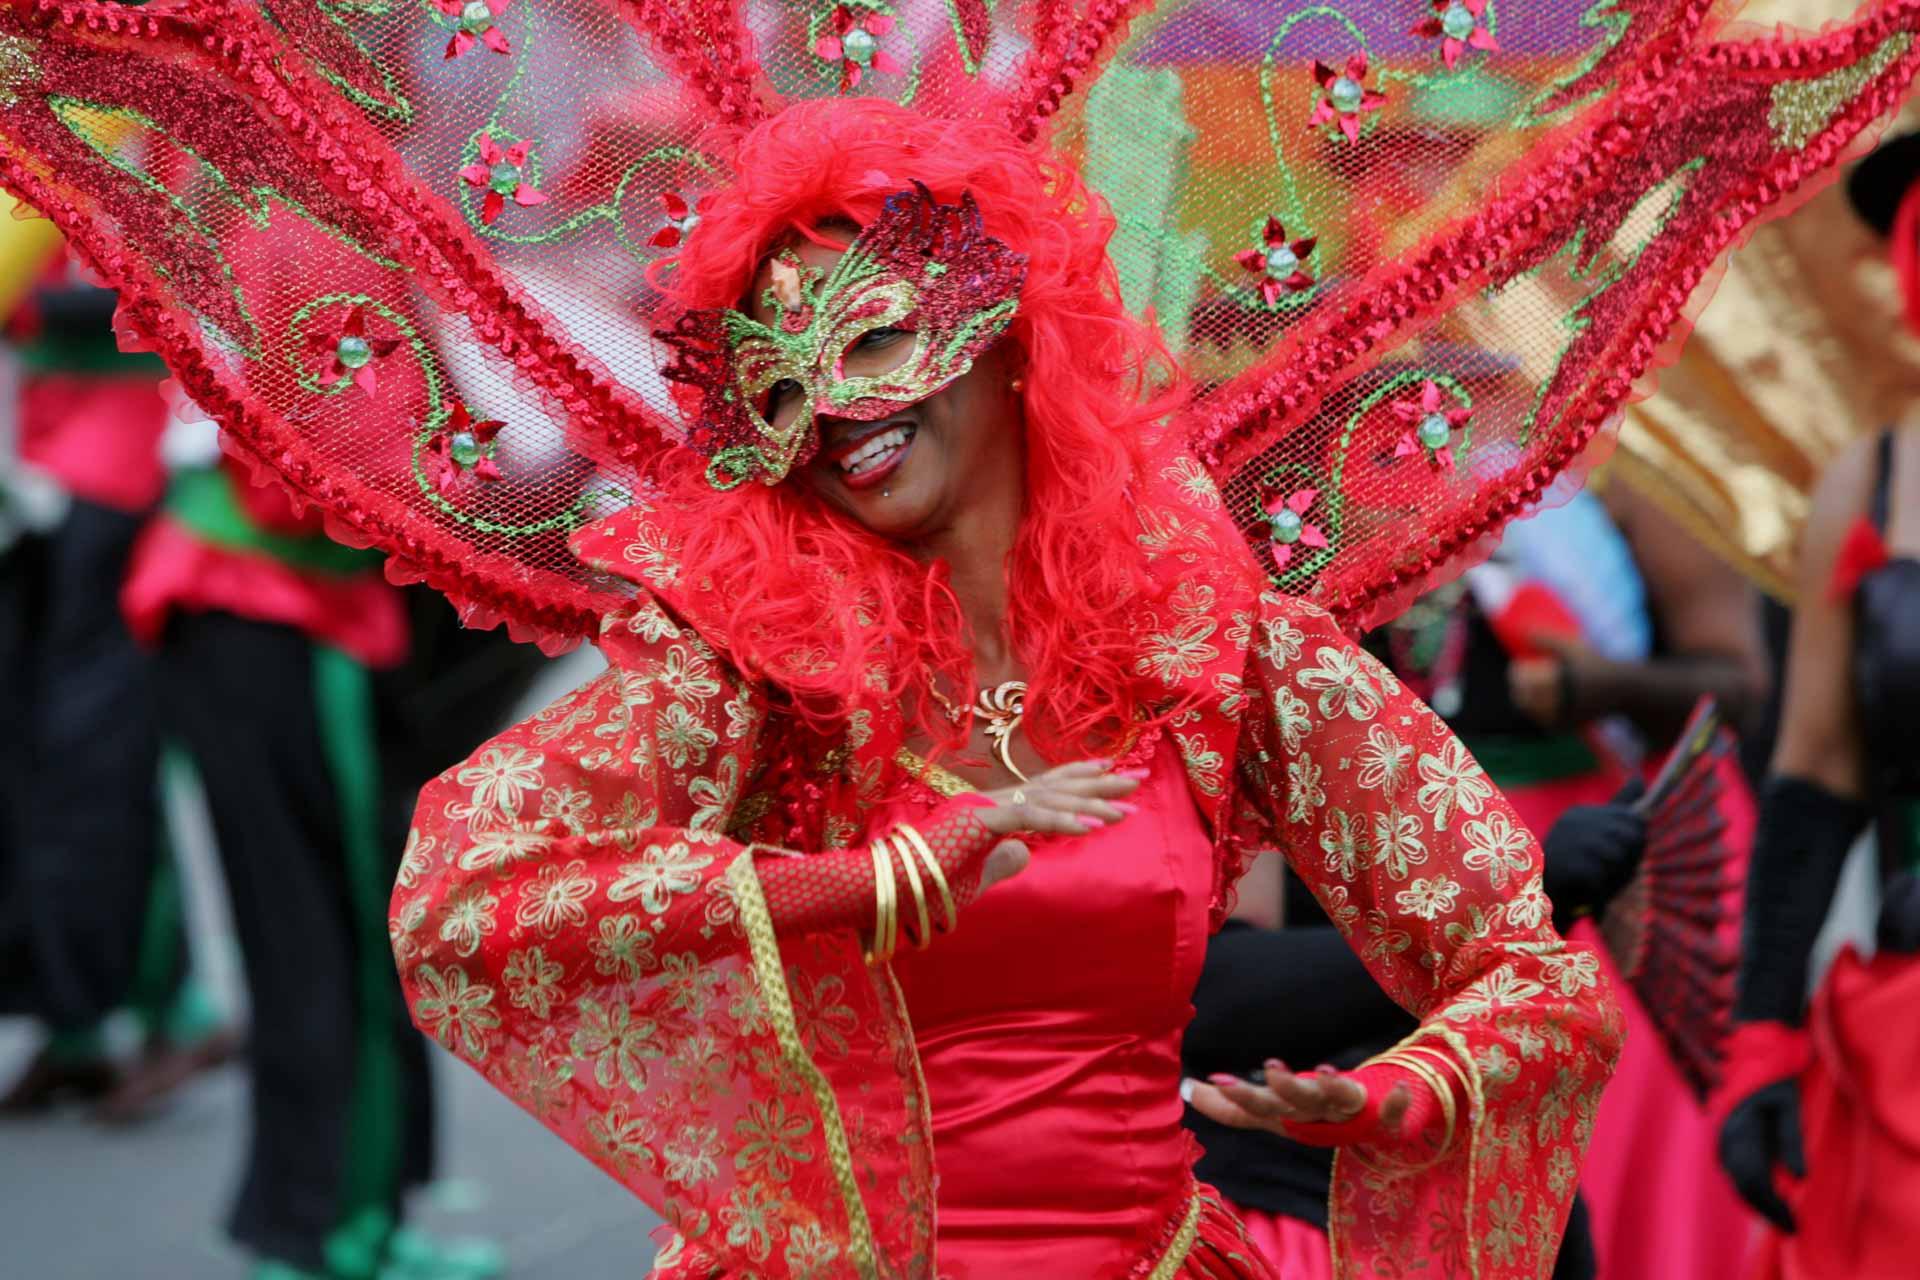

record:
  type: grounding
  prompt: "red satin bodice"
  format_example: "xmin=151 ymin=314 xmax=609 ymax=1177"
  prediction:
xmin=890 ymin=741 xmax=1214 ymax=1278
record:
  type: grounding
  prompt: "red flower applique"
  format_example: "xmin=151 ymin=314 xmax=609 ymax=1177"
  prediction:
xmin=815 ymin=6 xmax=903 ymax=92
xmin=308 ymin=305 xmax=401 ymax=396
xmin=426 ymin=403 xmax=505 ymax=495
xmin=458 ymin=134 xmax=547 ymax=226
xmin=1264 ymin=487 xmax=1329 ymax=571
xmin=1392 ymin=379 xmax=1471 ymax=472
xmin=1412 ymin=0 xmax=1498 ymax=70
xmin=1234 ymin=217 xmax=1317 ymax=305
xmin=434 ymin=0 xmax=512 ymax=60
xmin=651 ymin=191 xmax=713 ymax=250
xmin=1309 ymin=54 xmax=1387 ymax=144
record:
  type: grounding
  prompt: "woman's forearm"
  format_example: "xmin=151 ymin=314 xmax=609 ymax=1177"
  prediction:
xmin=1564 ymin=651 xmax=1763 ymax=740
xmin=757 ymin=803 xmax=997 ymax=945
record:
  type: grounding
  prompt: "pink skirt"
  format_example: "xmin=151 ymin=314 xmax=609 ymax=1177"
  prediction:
xmin=1229 ymin=1208 xmax=1334 ymax=1280
xmin=1751 ymin=951 xmax=1920 ymax=1280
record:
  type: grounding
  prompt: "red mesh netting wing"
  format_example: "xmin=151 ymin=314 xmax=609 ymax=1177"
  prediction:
xmin=0 ymin=0 xmax=1915 ymax=655
xmin=1067 ymin=0 xmax=1920 ymax=629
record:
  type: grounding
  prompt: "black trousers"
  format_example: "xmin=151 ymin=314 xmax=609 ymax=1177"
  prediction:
xmin=158 ymin=595 xmax=544 ymax=1271
xmin=159 ymin=611 xmax=433 ymax=1271
xmin=0 ymin=500 xmax=165 ymax=1030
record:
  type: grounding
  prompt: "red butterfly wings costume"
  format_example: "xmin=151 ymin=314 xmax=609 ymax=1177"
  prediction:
xmin=1 ymin=0 xmax=1915 ymax=1275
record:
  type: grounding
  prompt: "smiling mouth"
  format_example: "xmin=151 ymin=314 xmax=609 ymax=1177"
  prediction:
xmin=824 ymin=417 xmax=918 ymax=489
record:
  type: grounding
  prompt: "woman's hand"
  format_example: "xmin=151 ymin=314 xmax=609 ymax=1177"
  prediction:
xmin=1182 ymin=1059 xmax=1425 ymax=1149
xmin=1718 ymin=1078 xmax=1805 ymax=1233
xmin=1508 ymin=654 xmax=1567 ymax=727
xmin=1541 ymin=778 xmax=1648 ymax=928
xmin=967 ymin=759 xmax=1145 ymax=892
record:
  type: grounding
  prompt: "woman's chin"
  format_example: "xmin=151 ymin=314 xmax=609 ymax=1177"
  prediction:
xmin=820 ymin=448 xmax=942 ymax=535
xmin=852 ymin=484 xmax=939 ymax=540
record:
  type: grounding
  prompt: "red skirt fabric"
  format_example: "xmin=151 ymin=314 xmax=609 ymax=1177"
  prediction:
xmin=1230 ymin=1207 xmax=1335 ymax=1280
xmin=1156 ymin=1191 xmax=1287 ymax=1280
xmin=1751 ymin=949 xmax=1920 ymax=1280
xmin=656 ymin=1187 xmax=1281 ymax=1278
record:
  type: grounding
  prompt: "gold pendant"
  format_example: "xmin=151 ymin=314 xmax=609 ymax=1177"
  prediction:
xmin=974 ymin=680 xmax=1028 ymax=782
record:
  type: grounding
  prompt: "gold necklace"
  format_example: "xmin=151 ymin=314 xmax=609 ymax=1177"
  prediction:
xmin=923 ymin=676 xmax=1030 ymax=781
xmin=926 ymin=679 xmax=968 ymax=726
xmin=974 ymin=680 xmax=1029 ymax=781
xmin=917 ymin=679 xmax=1029 ymax=782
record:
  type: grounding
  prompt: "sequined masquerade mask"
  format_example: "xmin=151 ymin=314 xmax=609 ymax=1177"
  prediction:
xmin=658 ymin=183 xmax=1028 ymax=488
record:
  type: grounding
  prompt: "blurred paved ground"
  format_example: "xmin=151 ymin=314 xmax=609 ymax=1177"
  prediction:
xmin=0 ymin=651 xmax=664 ymax=1279
xmin=0 ymin=1036 xmax=661 ymax=1279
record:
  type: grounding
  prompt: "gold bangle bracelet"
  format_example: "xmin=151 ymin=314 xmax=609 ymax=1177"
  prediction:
xmin=1372 ymin=1050 xmax=1458 ymax=1167
xmin=866 ymin=837 xmax=897 ymax=966
xmin=1381 ymin=1050 xmax=1457 ymax=1139
xmin=893 ymin=823 xmax=957 ymax=934
xmin=880 ymin=837 xmax=899 ymax=964
xmin=888 ymin=832 xmax=932 ymax=950
xmin=1342 ymin=1049 xmax=1459 ymax=1176
xmin=1383 ymin=1042 xmax=1470 ymax=1123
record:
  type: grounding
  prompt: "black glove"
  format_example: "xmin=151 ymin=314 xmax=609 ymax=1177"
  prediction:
xmin=1542 ymin=778 xmax=1648 ymax=932
xmin=1878 ymin=870 xmax=1920 ymax=954
xmin=1736 ymin=776 xmax=1869 ymax=1024
xmin=1718 ymin=1079 xmax=1805 ymax=1233
xmin=1714 ymin=776 xmax=1867 ymax=1234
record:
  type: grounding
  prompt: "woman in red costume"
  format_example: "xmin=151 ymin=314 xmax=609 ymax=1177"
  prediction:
xmin=1714 ymin=130 xmax=1920 ymax=1280
xmin=388 ymin=102 xmax=1622 ymax=1277
xmin=1 ymin=0 xmax=1914 ymax=1273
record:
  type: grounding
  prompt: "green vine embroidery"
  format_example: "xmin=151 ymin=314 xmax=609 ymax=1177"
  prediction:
xmin=1513 ymin=0 xmax=1632 ymax=128
xmin=287 ymin=292 xmax=596 ymax=537
xmin=263 ymin=0 xmax=413 ymax=122
xmin=1254 ymin=370 xmax=1475 ymax=591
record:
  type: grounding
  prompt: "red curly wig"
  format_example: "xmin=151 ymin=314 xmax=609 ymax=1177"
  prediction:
xmin=651 ymin=98 xmax=1185 ymax=758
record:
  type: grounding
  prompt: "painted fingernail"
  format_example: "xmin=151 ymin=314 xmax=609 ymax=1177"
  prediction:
xmin=1209 ymin=1073 xmax=1242 ymax=1087
xmin=1264 ymin=1058 xmax=1286 ymax=1074
xmin=1117 ymin=766 xmax=1151 ymax=779
xmin=1179 ymin=1078 xmax=1197 ymax=1104
xmin=1111 ymin=800 xmax=1140 ymax=815
xmin=1316 ymin=1063 xmax=1337 ymax=1075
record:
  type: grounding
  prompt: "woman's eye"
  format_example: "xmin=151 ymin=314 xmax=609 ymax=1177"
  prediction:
xmin=760 ymin=379 xmax=803 ymax=416
xmin=854 ymin=327 xmax=908 ymax=350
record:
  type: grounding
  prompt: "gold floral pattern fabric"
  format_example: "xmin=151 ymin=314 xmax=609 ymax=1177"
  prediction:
xmin=396 ymin=432 xmax=1619 ymax=1278
xmin=395 ymin=611 xmax=937 ymax=1280
xmin=1233 ymin=593 xmax=1624 ymax=1278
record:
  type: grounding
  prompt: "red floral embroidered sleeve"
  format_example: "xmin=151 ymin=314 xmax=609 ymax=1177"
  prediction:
xmin=391 ymin=604 xmax=960 ymax=1276
xmin=1235 ymin=591 xmax=1624 ymax=1280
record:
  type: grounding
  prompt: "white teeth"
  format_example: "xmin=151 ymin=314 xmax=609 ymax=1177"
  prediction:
xmin=838 ymin=424 xmax=913 ymax=476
